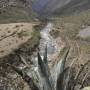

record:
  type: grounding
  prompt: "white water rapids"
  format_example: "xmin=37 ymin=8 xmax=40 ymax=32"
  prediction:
xmin=8 ymin=22 xmax=65 ymax=90
xmin=39 ymin=23 xmax=60 ymax=59
xmin=30 ymin=22 xmax=64 ymax=90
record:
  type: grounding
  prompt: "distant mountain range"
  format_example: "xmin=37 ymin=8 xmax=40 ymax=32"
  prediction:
xmin=0 ymin=0 xmax=90 ymax=19
xmin=32 ymin=0 xmax=90 ymax=15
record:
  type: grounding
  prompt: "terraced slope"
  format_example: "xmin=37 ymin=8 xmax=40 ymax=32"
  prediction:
xmin=54 ymin=0 xmax=90 ymax=15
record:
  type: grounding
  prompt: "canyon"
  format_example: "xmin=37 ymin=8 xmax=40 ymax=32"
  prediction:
xmin=0 ymin=0 xmax=90 ymax=90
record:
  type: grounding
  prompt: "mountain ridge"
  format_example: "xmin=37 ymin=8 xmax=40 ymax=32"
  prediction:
xmin=0 ymin=0 xmax=37 ymax=23
xmin=32 ymin=0 xmax=90 ymax=16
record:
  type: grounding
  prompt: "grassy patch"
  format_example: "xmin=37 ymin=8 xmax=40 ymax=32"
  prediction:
xmin=17 ymin=30 xmax=30 ymax=38
xmin=33 ymin=22 xmax=47 ymax=31
xmin=18 ymin=24 xmax=42 ymax=53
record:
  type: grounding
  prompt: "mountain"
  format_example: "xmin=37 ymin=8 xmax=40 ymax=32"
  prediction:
xmin=32 ymin=0 xmax=90 ymax=16
xmin=0 ymin=0 xmax=37 ymax=23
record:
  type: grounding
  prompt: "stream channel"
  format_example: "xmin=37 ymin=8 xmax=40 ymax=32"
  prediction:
xmin=30 ymin=22 xmax=62 ymax=67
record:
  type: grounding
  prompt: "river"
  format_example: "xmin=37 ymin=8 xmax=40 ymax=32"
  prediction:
xmin=28 ymin=22 xmax=65 ymax=90
xmin=30 ymin=22 xmax=63 ymax=67
xmin=5 ymin=22 xmax=65 ymax=90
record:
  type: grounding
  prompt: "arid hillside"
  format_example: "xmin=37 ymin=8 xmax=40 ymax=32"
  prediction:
xmin=32 ymin=0 xmax=90 ymax=16
xmin=0 ymin=0 xmax=38 ymax=23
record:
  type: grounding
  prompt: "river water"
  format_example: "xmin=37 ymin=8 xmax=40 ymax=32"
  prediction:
xmin=31 ymin=22 xmax=63 ymax=67
xmin=39 ymin=23 xmax=60 ymax=58
xmin=28 ymin=22 xmax=65 ymax=90
xmin=5 ymin=22 xmax=64 ymax=90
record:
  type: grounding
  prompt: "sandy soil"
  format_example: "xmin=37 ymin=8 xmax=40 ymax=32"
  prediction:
xmin=0 ymin=23 xmax=35 ymax=58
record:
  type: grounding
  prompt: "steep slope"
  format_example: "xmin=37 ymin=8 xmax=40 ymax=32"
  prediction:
xmin=32 ymin=0 xmax=90 ymax=16
xmin=54 ymin=0 xmax=90 ymax=15
xmin=0 ymin=0 xmax=37 ymax=23
xmin=0 ymin=1 xmax=40 ymax=90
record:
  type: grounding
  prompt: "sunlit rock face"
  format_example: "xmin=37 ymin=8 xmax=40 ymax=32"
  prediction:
xmin=32 ymin=0 xmax=90 ymax=15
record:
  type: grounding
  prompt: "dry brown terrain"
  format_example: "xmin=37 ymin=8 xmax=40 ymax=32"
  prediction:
xmin=0 ymin=23 xmax=35 ymax=58
xmin=0 ymin=22 xmax=41 ymax=90
xmin=50 ymin=9 xmax=90 ymax=89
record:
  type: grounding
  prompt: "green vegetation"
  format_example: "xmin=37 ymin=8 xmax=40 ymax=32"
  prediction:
xmin=33 ymin=22 xmax=47 ymax=31
xmin=10 ymin=47 xmax=90 ymax=90
xmin=10 ymin=46 xmax=70 ymax=90
xmin=19 ymin=27 xmax=40 ymax=53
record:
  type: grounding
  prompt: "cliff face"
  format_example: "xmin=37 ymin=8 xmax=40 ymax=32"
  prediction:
xmin=32 ymin=0 xmax=90 ymax=15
